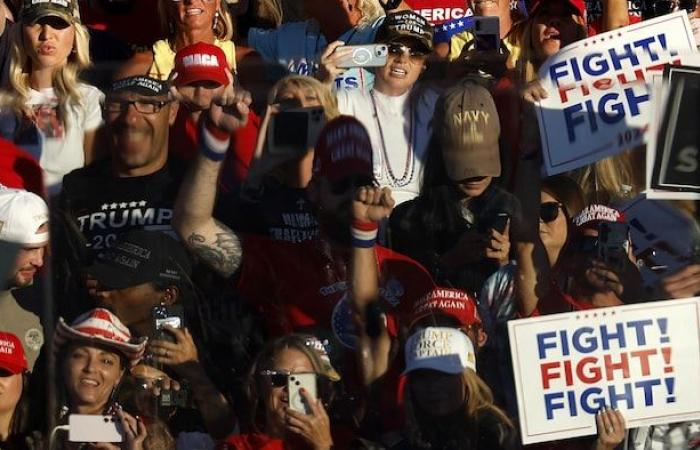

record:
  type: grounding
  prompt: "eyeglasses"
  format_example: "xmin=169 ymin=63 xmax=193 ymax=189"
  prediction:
xmin=540 ymin=202 xmax=563 ymax=223
xmin=104 ymin=100 xmax=170 ymax=114
xmin=387 ymin=43 xmax=429 ymax=61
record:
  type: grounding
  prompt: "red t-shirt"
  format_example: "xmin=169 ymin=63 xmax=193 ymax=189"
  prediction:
xmin=169 ymin=110 xmax=261 ymax=193
xmin=529 ymin=283 xmax=597 ymax=317
xmin=237 ymin=235 xmax=435 ymax=344
xmin=218 ymin=433 xmax=286 ymax=450
xmin=0 ymin=138 xmax=44 ymax=196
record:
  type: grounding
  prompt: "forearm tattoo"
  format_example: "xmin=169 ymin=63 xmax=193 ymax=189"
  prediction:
xmin=186 ymin=220 xmax=242 ymax=278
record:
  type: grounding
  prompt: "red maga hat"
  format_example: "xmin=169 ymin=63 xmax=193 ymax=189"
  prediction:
xmin=0 ymin=332 xmax=28 ymax=374
xmin=174 ymin=42 xmax=229 ymax=87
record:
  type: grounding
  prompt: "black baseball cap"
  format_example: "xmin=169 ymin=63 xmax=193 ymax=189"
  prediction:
xmin=86 ymin=230 xmax=192 ymax=289
xmin=376 ymin=10 xmax=434 ymax=53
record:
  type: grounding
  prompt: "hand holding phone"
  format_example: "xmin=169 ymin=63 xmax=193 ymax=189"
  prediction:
xmin=335 ymin=44 xmax=388 ymax=69
xmin=152 ymin=304 xmax=184 ymax=343
xmin=267 ymin=106 xmax=326 ymax=157
xmin=68 ymin=415 xmax=124 ymax=443
xmin=287 ymin=373 xmax=318 ymax=415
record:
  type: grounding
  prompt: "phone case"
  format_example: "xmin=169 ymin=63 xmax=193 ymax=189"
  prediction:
xmin=287 ymin=373 xmax=317 ymax=414
xmin=473 ymin=16 xmax=501 ymax=51
xmin=336 ymin=44 xmax=388 ymax=69
xmin=68 ymin=415 xmax=123 ymax=443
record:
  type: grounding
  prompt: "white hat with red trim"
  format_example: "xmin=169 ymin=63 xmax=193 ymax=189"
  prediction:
xmin=53 ymin=308 xmax=147 ymax=365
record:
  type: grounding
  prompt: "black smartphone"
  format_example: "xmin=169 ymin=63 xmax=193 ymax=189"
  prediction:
xmin=268 ymin=106 xmax=326 ymax=156
xmin=152 ymin=304 xmax=184 ymax=343
xmin=492 ymin=212 xmax=510 ymax=234
xmin=473 ymin=16 xmax=501 ymax=52
xmin=597 ymin=222 xmax=630 ymax=272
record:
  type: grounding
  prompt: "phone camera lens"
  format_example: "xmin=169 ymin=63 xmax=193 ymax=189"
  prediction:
xmin=103 ymin=417 xmax=109 ymax=423
xmin=296 ymin=381 xmax=300 ymax=386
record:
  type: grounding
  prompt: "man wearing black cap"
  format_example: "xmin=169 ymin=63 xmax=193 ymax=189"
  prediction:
xmin=86 ymin=229 xmax=192 ymax=337
xmin=58 ymin=54 xmax=184 ymax=255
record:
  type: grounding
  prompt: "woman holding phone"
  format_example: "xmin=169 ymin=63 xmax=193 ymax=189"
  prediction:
xmin=219 ymin=334 xmax=339 ymax=450
xmin=48 ymin=308 xmax=149 ymax=449
xmin=334 ymin=10 xmax=437 ymax=207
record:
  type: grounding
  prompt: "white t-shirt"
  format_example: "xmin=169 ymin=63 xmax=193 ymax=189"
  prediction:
xmin=248 ymin=18 xmax=384 ymax=92
xmin=27 ymin=83 xmax=103 ymax=193
xmin=337 ymin=85 xmax=438 ymax=205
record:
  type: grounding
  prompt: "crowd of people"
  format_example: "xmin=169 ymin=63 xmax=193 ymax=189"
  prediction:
xmin=0 ymin=0 xmax=699 ymax=449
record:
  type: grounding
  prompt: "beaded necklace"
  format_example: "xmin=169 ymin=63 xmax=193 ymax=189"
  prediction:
xmin=369 ymin=89 xmax=416 ymax=187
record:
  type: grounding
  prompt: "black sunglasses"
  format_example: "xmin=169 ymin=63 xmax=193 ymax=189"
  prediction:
xmin=540 ymin=202 xmax=563 ymax=223
xmin=387 ymin=43 xmax=429 ymax=60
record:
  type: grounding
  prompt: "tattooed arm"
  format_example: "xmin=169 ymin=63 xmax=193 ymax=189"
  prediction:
xmin=172 ymin=76 xmax=251 ymax=278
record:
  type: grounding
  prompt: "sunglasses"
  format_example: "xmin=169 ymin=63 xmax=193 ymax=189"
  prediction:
xmin=387 ymin=43 xmax=429 ymax=61
xmin=540 ymin=202 xmax=563 ymax=223
xmin=260 ymin=370 xmax=322 ymax=388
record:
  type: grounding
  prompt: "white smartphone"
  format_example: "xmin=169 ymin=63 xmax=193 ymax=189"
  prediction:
xmin=68 ymin=414 xmax=124 ymax=443
xmin=336 ymin=44 xmax=388 ymax=69
xmin=287 ymin=373 xmax=317 ymax=415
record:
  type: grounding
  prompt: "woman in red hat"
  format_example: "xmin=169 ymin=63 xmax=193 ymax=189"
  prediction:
xmin=0 ymin=332 xmax=31 ymax=449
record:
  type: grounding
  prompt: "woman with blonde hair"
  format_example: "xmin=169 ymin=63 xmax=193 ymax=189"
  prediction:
xmin=4 ymin=0 xmax=102 ymax=194
xmin=150 ymin=0 xmax=236 ymax=80
xmin=222 ymin=74 xmax=339 ymax=243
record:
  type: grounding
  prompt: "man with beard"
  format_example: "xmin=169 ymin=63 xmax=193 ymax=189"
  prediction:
xmin=0 ymin=186 xmax=49 ymax=370
xmin=174 ymin=113 xmax=434 ymax=379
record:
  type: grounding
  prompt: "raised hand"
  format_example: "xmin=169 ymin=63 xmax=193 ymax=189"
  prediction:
xmin=352 ymin=186 xmax=395 ymax=224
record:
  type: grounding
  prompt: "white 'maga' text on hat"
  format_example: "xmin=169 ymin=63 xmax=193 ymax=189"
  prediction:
xmin=182 ymin=54 xmax=220 ymax=68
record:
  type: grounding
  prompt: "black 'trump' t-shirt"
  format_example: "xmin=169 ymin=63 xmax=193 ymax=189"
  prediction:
xmin=59 ymin=159 xmax=184 ymax=251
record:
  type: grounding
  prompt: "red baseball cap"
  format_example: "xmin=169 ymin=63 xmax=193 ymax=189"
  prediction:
xmin=572 ymin=204 xmax=625 ymax=231
xmin=0 ymin=332 xmax=28 ymax=374
xmin=410 ymin=287 xmax=481 ymax=329
xmin=174 ymin=42 xmax=229 ymax=87
xmin=312 ymin=116 xmax=374 ymax=183
xmin=528 ymin=0 xmax=586 ymax=18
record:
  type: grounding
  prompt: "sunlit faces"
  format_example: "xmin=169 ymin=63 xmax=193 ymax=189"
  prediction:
xmin=171 ymin=0 xmax=220 ymax=33
xmin=263 ymin=348 xmax=315 ymax=437
xmin=62 ymin=344 xmax=125 ymax=414
xmin=531 ymin=1 xmax=582 ymax=63
xmin=472 ymin=0 xmax=509 ymax=18
xmin=103 ymin=91 xmax=178 ymax=174
xmin=8 ymin=223 xmax=48 ymax=288
xmin=375 ymin=42 xmax=428 ymax=96
xmin=539 ymin=191 xmax=568 ymax=256
xmin=23 ymin=16 xmax=75 ymax=71
xmin=409 ymin=369 xmax=465 ymax=416
xmin=0 ymin=371 xmax=23 ymax=414
xmin=453 ymin=176 xmax=492 ymax=199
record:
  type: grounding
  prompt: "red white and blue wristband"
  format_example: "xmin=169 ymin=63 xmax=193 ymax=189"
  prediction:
xmin=351 ymin=220 xmax=379 ymax=248
xmin=200 ymin=119 xmax=231 ymax=162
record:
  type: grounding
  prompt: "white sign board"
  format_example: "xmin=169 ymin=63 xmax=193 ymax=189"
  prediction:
xmin=536 ymin=12 xmax=697 ymax=175
xmin=509 ymin=298 xmax=700 ymax=445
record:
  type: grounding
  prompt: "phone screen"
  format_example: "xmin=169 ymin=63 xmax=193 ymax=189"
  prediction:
xmin=272 ymin=111 xmax=309 ymax=151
